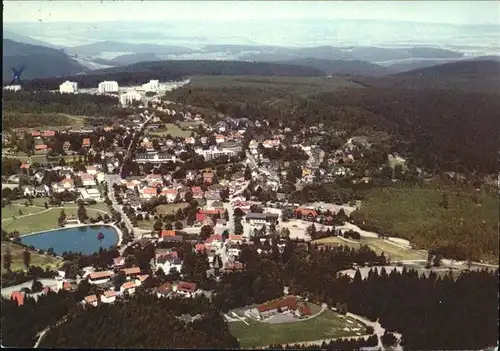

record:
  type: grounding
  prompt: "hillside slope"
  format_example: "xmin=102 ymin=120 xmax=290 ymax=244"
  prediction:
xmin=3 ymin=39 xmax=86 ymax=81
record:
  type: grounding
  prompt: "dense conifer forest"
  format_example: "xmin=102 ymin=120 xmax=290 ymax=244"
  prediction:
xmin=3 ymin=243 xmax=496 ymax=349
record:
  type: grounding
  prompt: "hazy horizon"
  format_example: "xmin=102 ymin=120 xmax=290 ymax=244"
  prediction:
xmin=3 ymin=1 xmax=499 ymax=56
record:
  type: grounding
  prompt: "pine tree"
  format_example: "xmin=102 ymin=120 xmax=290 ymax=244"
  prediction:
xmin=3 ymin=247 xmax=13 ymax=272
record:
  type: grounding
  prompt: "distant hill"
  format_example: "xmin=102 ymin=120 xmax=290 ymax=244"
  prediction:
xmin=3 ymin=30 xmax=65 ymax=50
xmin=278 ymin=58 xmax=390 ymax=77
xmin=91 ymin=59 xmax=325 ymax=77
xmin=352 ymin=59 xmax=500 ymax=93
xmin=395 ymin=59 xmax=500 ymax=78
xmin=385 ymin=59 xmax=463 ymax=74
xmin=22 ymin=60 xmax=325 ymax=91
xmin=66 ymin=41 xmax=194 ymax=58
xmin=3 ymin=39 xmax=86 ymax=82
xmin=202 ymin=44 xmax=464 ymax=63
xmin=106 ymin=53 xmax=163 ymax=66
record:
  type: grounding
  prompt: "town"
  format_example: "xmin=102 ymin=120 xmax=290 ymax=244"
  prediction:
xmin=2 ymin=73 xmax=498 ymax=349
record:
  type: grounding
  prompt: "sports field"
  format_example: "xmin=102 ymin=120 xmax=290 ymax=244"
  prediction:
xmin=228 ymin=307 xmax=366 ymax=348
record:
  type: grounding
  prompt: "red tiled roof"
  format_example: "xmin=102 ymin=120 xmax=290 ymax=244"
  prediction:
xmin=103 ymin=290 xmax=118 ymax=297
xmin=11 ymin=291 xmax=24 ymax=306
xmin=142 ymin=187 xmax=157 ymax=195
xmin=158 ymin=282 xmax=173 ymax=295
xmin=161 ymin=230 xmax=176 ymax=237
xmin=257 ymin=296 xmax=298 ymax=313
xmin=177 ymin=281 xmax=197 ymax=293
xmin=296 ymin=208 xmax=318 ymax=217
xmin=121 ymin=281 xmax=136 ymax=290
xmin=82 ymin=138 xmax=91 ymax=146
xmin=35 ymin=144 xmax=48 ymax=150
xmin=31 ymin=131 xmax=41 ymax=137
xmin=122 ymin=267 xmax=141 ymax=275
xmin=89 ymin=271 xmax=113 ymax=280
xmin=20 ymin=163 xmax=30 ymax=169
xmin=298 ymin=303 xmax=312 ymax=316
xmin=43 ymin=130 xmax=55 ymax=137
xmin=84 ymin=295 xmax=98 ymax=303
xmin=229 ymin=235 xmax=243 ymax=241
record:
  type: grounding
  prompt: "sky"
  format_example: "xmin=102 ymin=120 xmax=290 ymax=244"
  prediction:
xmin=3 ymin=1 xmax=500 ymax=25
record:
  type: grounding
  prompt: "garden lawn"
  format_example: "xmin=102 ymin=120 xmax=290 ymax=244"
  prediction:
xmin=150 ymin=123 xmax=192 ymax=138
xmin=229 ymin=309 xmax=366 ymax=348
xmin=2 ymin=203 xmax=46 ymax=220
xmin=313 ymin=236 xmax=427 ymax=261
xmin=1 ymin=242 xmax=63 ymax=274
xmin=2 ymin=206 xmax=110 ymax=236
xmin=352 ymin=186 xmax=499 ymax=263
xmin=137 ymin=220 xmax=155 ymax=231
xmin=154 ymin=203 xmax=188 ymax=215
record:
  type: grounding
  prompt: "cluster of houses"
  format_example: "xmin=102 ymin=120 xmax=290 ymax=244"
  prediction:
xmin=19 ymin=164 xmax=106 ymax=203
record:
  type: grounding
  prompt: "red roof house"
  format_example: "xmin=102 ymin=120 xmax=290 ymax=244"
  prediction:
xmin=11 ymin=291 xmax=24 ymax=306
xmin=177 ymin=281 xmax=197 ymax=294
xmin=43 ymin=130 xmax=56 ymax=137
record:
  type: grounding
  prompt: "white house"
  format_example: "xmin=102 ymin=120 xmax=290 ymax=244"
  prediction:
xmin=98 ymin=81 xmax=119 ymax=93
xmin=88 ymin=271 xmax=113 ymax=285
xmin=100 ymin=290 xmax=119 ymax=304
xmin=59 ymin=81 xmax=78 ymax=93
xmin=120 ymin=281 xmax=136 ymax=295
xmin=175 ymin=281 xmax=200 ymax=298
xmin=156 ymin=257 xmax=183 ymax=275
xmin=83 ymin=294 xmax=98 ymax=307
xmin=120 ymin=90 xmax=142 ymax=106
xmin=245 ymin=212 xmax=279 ymax=226
xmin=80 ymin=188 xmax=101 ymax=202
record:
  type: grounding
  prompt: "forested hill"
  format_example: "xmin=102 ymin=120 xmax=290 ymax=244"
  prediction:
xmin=21 ymin=60 xmax=325 ymax=91
xmin=354 ymin=59 xmax=500 ymax=92
xmin=166 ymin=75 xmax=500 ymax=174
xmin=92 ymin=59 xmax=325 ymax=77
xmin=3 ymin=39 xmax=86 ymax=81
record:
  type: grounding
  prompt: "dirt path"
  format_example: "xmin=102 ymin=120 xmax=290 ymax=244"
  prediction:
xmin=2 ymin=205 xmax=109 ymax=222
xmin=2 ymin=208 xmax=51 ymax=222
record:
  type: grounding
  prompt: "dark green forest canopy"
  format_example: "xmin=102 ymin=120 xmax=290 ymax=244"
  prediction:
xmin=3 ymin=90 xmax=121 ymax=129
xmin=20 ymin=60 xmax=324 ymax=91
xmin=166 ymin=76 xmax=500 ymax=174
xmin=38 ymin=295 xmax=238 ymax=349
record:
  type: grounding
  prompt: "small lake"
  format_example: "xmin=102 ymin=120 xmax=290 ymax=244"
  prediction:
xmin=21 ymin=225 xmax=119 ymax=255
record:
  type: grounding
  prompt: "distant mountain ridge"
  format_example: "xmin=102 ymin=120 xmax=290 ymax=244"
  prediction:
xmin=66 ymin=41 xmax=194 ymax=58
xmin=3 ymin=30 xmax=65 ymax=50
xmin=3 ymin=39 xmax=87 ymax=82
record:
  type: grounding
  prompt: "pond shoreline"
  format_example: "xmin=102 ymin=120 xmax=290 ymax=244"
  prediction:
xmin=19 ymin=223 xmax=123 ymax=254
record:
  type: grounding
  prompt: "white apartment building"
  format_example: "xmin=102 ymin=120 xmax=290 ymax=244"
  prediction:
xmin=59 ymin=81 xmax=78 ymax=93
xmin=120 ymin=90 xmax=142 ymax=106
xmin=135 ymin=152 xmax=176 ymax=164
xmin=142 ymin=80 xmax=160 ymax=92
xmin=195 ymin=147 xmax=236 ymax=161
xmin=4 ymin=85 xmax=21 ymax=91
xmin=98 ymin=81 xmax=119 ymax=93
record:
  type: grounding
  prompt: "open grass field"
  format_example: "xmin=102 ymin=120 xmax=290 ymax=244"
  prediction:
xmin=313 ymin=236 xmax=427 ymax=261
xmin=1 ymin=242 xmax=63 ymax=274
xmin=150 ymin=123 xmax=192 ymax=138
xmin=2 ymin=200 xmax=110 ymax=236
xmin=228 ymin=308 xmax=366 ymax=348
xmin=154 ymin=203 xmax=188 ymax=215
xmin=352 ymin=186 xmax=499 ymax=263
xmin=178 ymin=121 xmax=203 ymax=128
xmin=137 ymin=220 xmax=155 ymax=231
xmin=187 ymin=75 xmax=363 ymax=96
